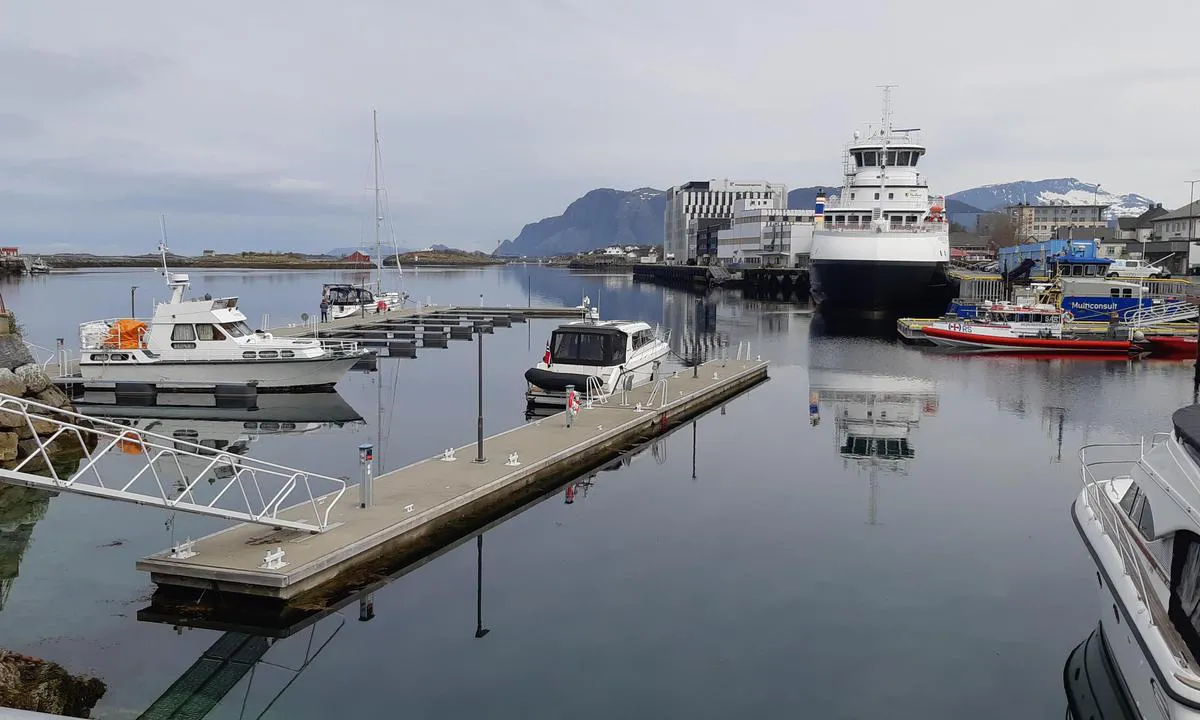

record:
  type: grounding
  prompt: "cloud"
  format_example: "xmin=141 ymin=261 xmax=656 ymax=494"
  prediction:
xmin=1 ymin=0 xmax=1199 ymax=254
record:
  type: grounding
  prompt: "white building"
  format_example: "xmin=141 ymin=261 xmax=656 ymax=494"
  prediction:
xmin=1152 ymin=200 xmax=1200 ymax=242
xmin=716 ymin=198 xmax=814 ymax=267
xmin=664 ymin=179 xmax=787 ymax=261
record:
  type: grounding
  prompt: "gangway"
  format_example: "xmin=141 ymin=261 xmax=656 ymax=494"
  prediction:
xmin=0 ymin=393 xmax=346 ymax=533
xmin=1126 ymin=300 xmax=1200 ymax=327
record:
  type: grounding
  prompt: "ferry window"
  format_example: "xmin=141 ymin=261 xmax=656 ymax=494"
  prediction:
xmin=888 ymin=193 xmax=894 ymax=200
xmin=195 ymin=324 xmax=219 ymax=341
xmin=898 ymin=151 xmax=911 ymax=165
xmin=886 ymin=151 xmax=897 ymax=166
xmin=850 ymin=193 xmax=855 ymax=200
xmin=172 ymin=325 xmax=196 ymax=342
xmin=862 ymin=151 xmax=876 ymax=166
xmin=874 ymin=193 xmax=880 ymax=200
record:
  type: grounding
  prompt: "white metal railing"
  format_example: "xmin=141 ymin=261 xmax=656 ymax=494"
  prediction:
xmin=1079 ymin=441 xmax=1166 ymax=629
xmin=643 ymin=378 xmax=669 ymax=409
xmin=584 ymin=375 xmax=607 ymax=409
xmin=0 ymin=392 xmax=346 ymax=532
xmin=1127 ymin=300 xmax=1199 ymax=327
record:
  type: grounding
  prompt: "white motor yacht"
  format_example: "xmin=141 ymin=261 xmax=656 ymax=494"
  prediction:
xmin=524 ymin=300 xmax=671 ymax=407
xmin=1074 ymin=404 xmax=1200 ymax=718
xmin=78 ymin=244 xmax=370 ymax=390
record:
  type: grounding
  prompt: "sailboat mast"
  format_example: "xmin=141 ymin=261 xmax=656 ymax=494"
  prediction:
xmin=373 ymin=109 xmax=382 ymax=289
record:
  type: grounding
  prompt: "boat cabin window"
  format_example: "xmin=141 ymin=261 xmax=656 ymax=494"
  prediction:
xmin=631 ymin=329 xmax=653 ymax=350
xmin=1110 ymin=288 xmax=1134 ymax=298
xmin=1169 ymin=532 xmax=1200 ymax=661
xmin=220 ymin=321 xmax=252 ymax=338
xmin=550 ymin=330 xmax=627 ymax=367
xmin=1118 ymin=482 xmax=1156 ymax=540
xmin=195 ymin=324 xmax=221 ymax=341
xmin=326 ymin=286 xmax=373 ymax=304
xmin=171 ymin=324 xmax=196 ymax=350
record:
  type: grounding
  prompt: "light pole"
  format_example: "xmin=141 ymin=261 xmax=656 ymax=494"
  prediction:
xmin=130 ymin=286 xmax=137 ymax=317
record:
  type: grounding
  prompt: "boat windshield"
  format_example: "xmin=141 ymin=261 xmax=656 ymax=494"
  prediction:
xmin=550 ymin=330 xmax=627 ymax=367
xmin=220 ymin=321 xmax=253 ymax=338
xmin=326 ymin=286 xmax=373 ymax=304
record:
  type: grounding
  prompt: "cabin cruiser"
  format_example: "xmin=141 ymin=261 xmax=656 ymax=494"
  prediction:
xmin=322 ymin=283 xmax=407 ymax=320
xmin=1074 ymin=404 xmax=1200 ymax=718
xmin=524 ymin=300 xmax=671 ymax=407
xmin=78 ymin=244 xmax=370 ymax=390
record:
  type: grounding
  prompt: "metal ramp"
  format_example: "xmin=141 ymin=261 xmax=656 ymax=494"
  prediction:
xmin=0 ymin=393 xmax=346 ymax=533
xmin=137 ymin=633 xmax=273 ymax=720
xmin=1127 ymin=300 xmax=1199 ymax=327
xmin=707 ymin=266 xmax=732 ymax=284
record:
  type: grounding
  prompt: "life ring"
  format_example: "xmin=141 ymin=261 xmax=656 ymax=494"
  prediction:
xmin=376 ymin=300 xmax=387 ymax=313
xmin=1062 ymin=311 xmax=1074 ymax=322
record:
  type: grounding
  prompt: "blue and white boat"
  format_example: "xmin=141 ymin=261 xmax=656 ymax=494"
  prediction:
xmin=1057 ymin=277 xmax=1159 ymax=322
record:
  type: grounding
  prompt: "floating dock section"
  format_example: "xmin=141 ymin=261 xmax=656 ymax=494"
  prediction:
xmin=137 ymin=359 xmax=770 ymax=600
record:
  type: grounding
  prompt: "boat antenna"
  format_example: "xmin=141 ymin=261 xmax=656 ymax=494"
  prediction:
xmin=373 ymin=108 xmax=382 ymax=292
xmin=877 ymin=84 xmax=896 ymax=228
xmin=158 ymin=213 xmax=170 ymax=281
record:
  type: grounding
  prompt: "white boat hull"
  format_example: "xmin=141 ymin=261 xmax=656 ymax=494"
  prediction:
xmin=1073 ymin=490 xmax=1195 ymax=718
xmin=79 ymin=355 xmax=363 ymax=390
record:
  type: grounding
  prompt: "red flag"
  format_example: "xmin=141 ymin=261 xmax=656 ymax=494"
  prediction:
xmin=543 ymin=341 xmax=551 ymax=365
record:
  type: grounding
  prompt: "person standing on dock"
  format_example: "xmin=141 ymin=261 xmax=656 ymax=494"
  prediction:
xmin=320 ymin=295 xmax=330 ymax=323
xmin=1107 ymin=311 xmax=1120 ymax=340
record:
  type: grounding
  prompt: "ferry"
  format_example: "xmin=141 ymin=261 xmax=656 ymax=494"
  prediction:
xmin=78 ymin=244 xmax=370 ymax=390
xmin=1073 ymin=404 xmax=1200 ymax=717
xmin=808 ymin=87 xmax=953 ymax=318
xmin=524 ymin=300 xmax=671 ymax=407
xmin=920 ymin=302 xmax=1135 ymax=353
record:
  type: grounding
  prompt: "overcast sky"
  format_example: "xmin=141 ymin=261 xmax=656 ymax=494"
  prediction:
xmin=3 ymin=0 xmax=1199 ymax=254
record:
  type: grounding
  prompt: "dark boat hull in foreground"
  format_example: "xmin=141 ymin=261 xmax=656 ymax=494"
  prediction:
xmin=809 ymin=260 xmax=956 ymax=319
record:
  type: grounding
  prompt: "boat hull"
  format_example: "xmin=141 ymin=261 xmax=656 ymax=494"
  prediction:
xmin=810 ymin=260 xmax=955 ymax=318
xmin=78 ymin=354 xmax=364 ymax=390
xmin=921 ymin=326 xmax=1132 ymax=353
xmin=1143 ymin=335 xmax=1197 ymax=357
xmin=525 ymin=352 xmax=667 ymax=406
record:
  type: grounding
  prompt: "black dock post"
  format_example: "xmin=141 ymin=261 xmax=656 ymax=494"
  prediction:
xmin=473 ymin=327 xmax=486 ymax=464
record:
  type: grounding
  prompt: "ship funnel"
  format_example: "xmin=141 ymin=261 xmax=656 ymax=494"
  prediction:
xmin=814 ymin=190 xmax=826 ymax=227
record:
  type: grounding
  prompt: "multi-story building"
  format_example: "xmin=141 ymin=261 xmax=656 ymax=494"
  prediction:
xmin=664 ymin=180 xmax=787 ymax=261
xmin=1005 ymin=203 xmax=1109 ymax=241
xmin=1151 ymin=200 xmax=1200 ymax=242
xmin=715 ymin=198 xmax=814 ymax=267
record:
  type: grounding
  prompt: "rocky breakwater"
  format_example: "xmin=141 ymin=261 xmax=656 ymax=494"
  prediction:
xmin=0 ymin=317 xmax=105 ymax=718
xmin=0 ymin=332 xmax=95 ymax=472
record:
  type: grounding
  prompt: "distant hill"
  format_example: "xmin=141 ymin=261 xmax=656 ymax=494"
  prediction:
xmin=327 ymin=245 xmax=414 ymax=259
xmin=948 ymin=178 xmax=1152 ymax=217
xmin=494 ymin=188 xmax=666 ymax=257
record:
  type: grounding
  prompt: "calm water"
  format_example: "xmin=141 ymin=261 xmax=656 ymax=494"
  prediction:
xmin=0 ymin=265 xmax=1195 ymax=718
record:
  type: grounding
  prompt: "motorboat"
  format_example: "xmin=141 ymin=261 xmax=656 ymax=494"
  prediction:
xmin=322 ymin=282 xmax=406 ymax=320
xmin=27 ymin=257 xmax=51 ymax=275
xmin=78 ymin=243 xmax=370 ymax=390
xmin=1073 ymin=403 xmax=1200 ymax=717
xmin=920 ymin=301 xmax=1134 ymax=353
xmin=524 ymin=299 xmax=671 ymax=407
xmin=1142 ymin=335 xmax=1198 ymax=358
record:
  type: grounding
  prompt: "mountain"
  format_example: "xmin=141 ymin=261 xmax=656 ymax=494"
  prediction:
xmin=494 ymin=188 xmax=666 ymax=257
xmin=948 ymin=178 xmax=1152 ymax=218
xmin=787 ymin=185 xmax=840 ymax=210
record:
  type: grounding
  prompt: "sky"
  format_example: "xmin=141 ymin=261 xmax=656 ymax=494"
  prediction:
xmin=3 ymin=0 xmax=1200 ymax=254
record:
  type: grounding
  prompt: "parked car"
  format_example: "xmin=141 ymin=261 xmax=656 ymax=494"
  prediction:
xmin=1105 ymin=258 xmax=1170 ymax=279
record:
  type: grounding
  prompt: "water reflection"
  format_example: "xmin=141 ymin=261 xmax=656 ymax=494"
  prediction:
xmin=0 ymin=485 xmax=52 ymax=614
xmin=1063 ymin=623 xmax=1139 ymax=719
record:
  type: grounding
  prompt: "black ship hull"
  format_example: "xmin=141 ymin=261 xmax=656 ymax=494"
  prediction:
xmin=810 ymin=260 xmax=956 ymax=319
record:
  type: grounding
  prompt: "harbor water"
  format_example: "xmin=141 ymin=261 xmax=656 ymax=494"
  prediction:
xmin=0 ymin=265 xmax=1195 ymax=718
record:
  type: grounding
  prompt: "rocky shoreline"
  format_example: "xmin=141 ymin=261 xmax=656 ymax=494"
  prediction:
xmin=0 ymin=316 xmax=104 ymax=717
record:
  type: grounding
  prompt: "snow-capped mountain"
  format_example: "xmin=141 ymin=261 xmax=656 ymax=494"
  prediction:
xmin=948 ymin=178 xmax=1152 ymax=218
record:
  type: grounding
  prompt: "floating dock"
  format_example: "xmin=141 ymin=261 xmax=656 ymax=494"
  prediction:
xmin=136 ymin=359 xmax=770 ymax=600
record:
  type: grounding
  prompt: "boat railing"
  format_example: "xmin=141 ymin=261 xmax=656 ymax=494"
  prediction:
xmin=1079 ymin=442 xmax=1161 ymax=628
xmin=314 ymin=339 xmax=362 ymax=356
xmin=817 ymin=222 xmax=946 ymax=234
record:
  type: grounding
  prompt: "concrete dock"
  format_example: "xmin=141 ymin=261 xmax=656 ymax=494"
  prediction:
xmin=137 ymin=359 xmax=770 ymax=600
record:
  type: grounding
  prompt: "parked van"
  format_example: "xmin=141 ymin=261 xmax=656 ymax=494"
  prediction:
xmin=1106 ymin=258 xmax=1170 ymax=279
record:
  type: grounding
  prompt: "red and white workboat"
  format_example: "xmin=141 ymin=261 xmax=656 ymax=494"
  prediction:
xmin=1141 ymin=334 xmax=1197 ymax=357
xmin=921 ymin=301 xmax=1134 ymax=353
